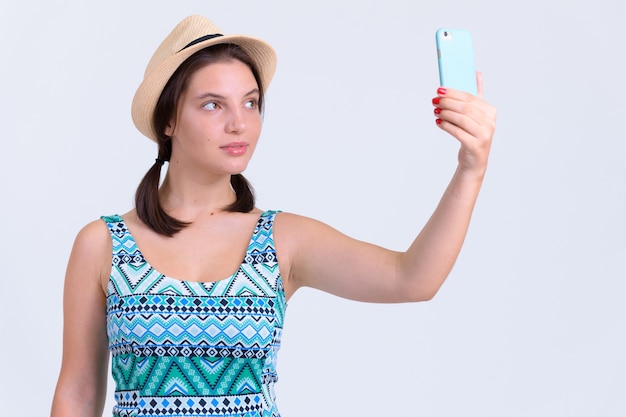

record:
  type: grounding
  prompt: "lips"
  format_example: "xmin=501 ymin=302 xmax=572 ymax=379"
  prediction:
xmin=220 ymin=142 xmax=249 ymax=156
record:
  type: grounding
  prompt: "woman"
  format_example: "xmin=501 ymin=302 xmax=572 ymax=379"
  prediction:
xmin=51 ymin=15 xmax=496 ymax=417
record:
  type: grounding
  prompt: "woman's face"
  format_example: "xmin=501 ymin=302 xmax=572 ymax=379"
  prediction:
xmin=166 ymin=59 xmax=262 ymax=177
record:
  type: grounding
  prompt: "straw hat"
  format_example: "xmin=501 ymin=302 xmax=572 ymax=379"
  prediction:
xmin=131 ymin=15 xmax=277 ymax=142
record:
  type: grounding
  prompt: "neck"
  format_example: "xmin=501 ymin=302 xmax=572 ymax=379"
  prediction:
xmin=158 ymin=170 xmax=236 ymax=221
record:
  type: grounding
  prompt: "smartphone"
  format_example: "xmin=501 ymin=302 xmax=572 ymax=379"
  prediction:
xmin=436 ymin=28 xmax=478 ymax=95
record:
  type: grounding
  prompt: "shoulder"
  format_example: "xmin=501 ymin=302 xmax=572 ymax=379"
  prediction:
xmin=272 ymin=211 xmax=346 ymax=257
xmin=65 ymin=218 xmax=113 ymax=293
xmin=271 ymin=212 xmax=325 ymax=296
xmin=273 ymin=211 xmax=316 ymax=236
xmin=73 ymin=218 xmax=113 ymax=251
xmin=69 ymin=218 xmax=113 ymax=268
xmin=273 ymin=211 xmax=341 ymax=236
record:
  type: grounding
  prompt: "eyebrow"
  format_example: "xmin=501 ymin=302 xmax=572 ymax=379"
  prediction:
xmin=194 ymin=88 xmax=260 ymax=101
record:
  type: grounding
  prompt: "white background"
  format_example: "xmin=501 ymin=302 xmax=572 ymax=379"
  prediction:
xmin=1 ymin=1 xmax=625 ymax=416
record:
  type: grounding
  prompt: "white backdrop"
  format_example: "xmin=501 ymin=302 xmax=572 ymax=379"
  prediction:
xmin=1 ymin=1 xmax=624 ymax=416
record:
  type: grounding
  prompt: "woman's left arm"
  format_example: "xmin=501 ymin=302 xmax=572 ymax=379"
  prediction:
xmin=397 ymin=72 xmax=497 ymax=299
xmin=277 ymin=73 xmax=496 ymax=302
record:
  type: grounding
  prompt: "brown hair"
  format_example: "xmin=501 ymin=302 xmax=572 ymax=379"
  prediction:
xmin=135 ymin=44 xmax=264 ymax=237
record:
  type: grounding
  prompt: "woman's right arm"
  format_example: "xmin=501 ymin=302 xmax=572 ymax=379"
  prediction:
xmin=51 ymin=220 xmax=112 ymax=417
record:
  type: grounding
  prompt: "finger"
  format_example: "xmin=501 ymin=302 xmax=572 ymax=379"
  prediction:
xmin=476 ymin=71 xmax=484 ymax=98
xmin=436 ymin=107 xmax=482 ymax=138
xmin=436 ymin=118 xmax=476 ymax=145
xmin=434 ymin=97 xmax=496 ymax=143
xmin=435 ymin=86 xmax=473 ymax=102
xmin=435 ymin=98 xmax=483 ymax=128
xmin=434 ymin=90 xmax=496 ymax=120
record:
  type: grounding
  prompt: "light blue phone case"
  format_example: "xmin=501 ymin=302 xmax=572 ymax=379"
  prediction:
xmin=436 ymin=28 xmax=478 ymax=95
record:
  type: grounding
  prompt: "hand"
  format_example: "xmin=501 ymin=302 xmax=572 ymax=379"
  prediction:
xmin=432 ymin=72 xmax=497 ymax=178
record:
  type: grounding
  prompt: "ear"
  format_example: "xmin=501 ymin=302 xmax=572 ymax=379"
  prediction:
xmin=164 ymin=121 xmax=175 ymax=137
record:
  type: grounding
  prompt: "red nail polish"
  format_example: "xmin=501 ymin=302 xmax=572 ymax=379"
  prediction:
xmin=438 ymin=87 xmax=447 ymax=95
xmin=432 ymin=97 xmax=441 ymax=105
xmin=434 ymin=108 xmax=441 ymax=115
xmin=436 ymin=118 xmax=442 ymax=125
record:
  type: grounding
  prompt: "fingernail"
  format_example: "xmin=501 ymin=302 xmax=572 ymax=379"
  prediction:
xmin=436 ymin=118 xmax=442 ymax=125
xmin=432 ymin=97 xmax=441 ymax=105
xmin=434 ymin=108 xmax=441 ymax=115
xmin=437 ymin=87 xmax=447 ymax=95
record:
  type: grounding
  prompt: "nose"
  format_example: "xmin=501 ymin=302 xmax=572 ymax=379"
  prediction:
xmin=225 ymin=107 xmax=246 ymax=134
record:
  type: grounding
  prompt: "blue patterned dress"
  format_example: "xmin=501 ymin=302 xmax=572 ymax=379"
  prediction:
xmin=102 ymin=211 xmax=286 ymax=417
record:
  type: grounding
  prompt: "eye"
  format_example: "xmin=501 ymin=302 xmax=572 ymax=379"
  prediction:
xmin=203 ymin=101 xmax=218 ymax=110
xmin=244 ymin=99 xmax=258 ymax=109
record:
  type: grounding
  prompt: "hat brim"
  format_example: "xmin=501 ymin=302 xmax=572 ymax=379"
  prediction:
xmin=131 ymin=34 xmax=276 ymax=142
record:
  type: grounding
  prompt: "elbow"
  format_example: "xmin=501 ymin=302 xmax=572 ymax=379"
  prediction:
xmin=399 ymin=285 xmax=440 ymax=303
xmin=398 ymin=276 xmax=446 ymax=303
xmin=418 ymin=289 xmax=438 ymax=302
xmin=393 ymin=256 xmax=450 ymax=302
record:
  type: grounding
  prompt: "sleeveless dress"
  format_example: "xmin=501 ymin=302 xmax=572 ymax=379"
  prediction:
xmin=102 ymin=210 xmax=286 ymax=417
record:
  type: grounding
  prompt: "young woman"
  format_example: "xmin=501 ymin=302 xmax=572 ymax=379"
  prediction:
xmin=51 ymin=15 xmax=496 ymax=417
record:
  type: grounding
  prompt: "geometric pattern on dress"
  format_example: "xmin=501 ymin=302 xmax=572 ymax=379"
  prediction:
xmin=102 ymin=211 xmax=286 ymax=417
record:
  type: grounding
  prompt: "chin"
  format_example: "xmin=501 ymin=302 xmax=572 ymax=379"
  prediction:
xmin=224 ymin=163 xmax=250 ymax=176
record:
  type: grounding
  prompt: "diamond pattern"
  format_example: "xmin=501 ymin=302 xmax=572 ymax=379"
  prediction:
xmin=102 ymin=211 xmax=285 ymax=417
